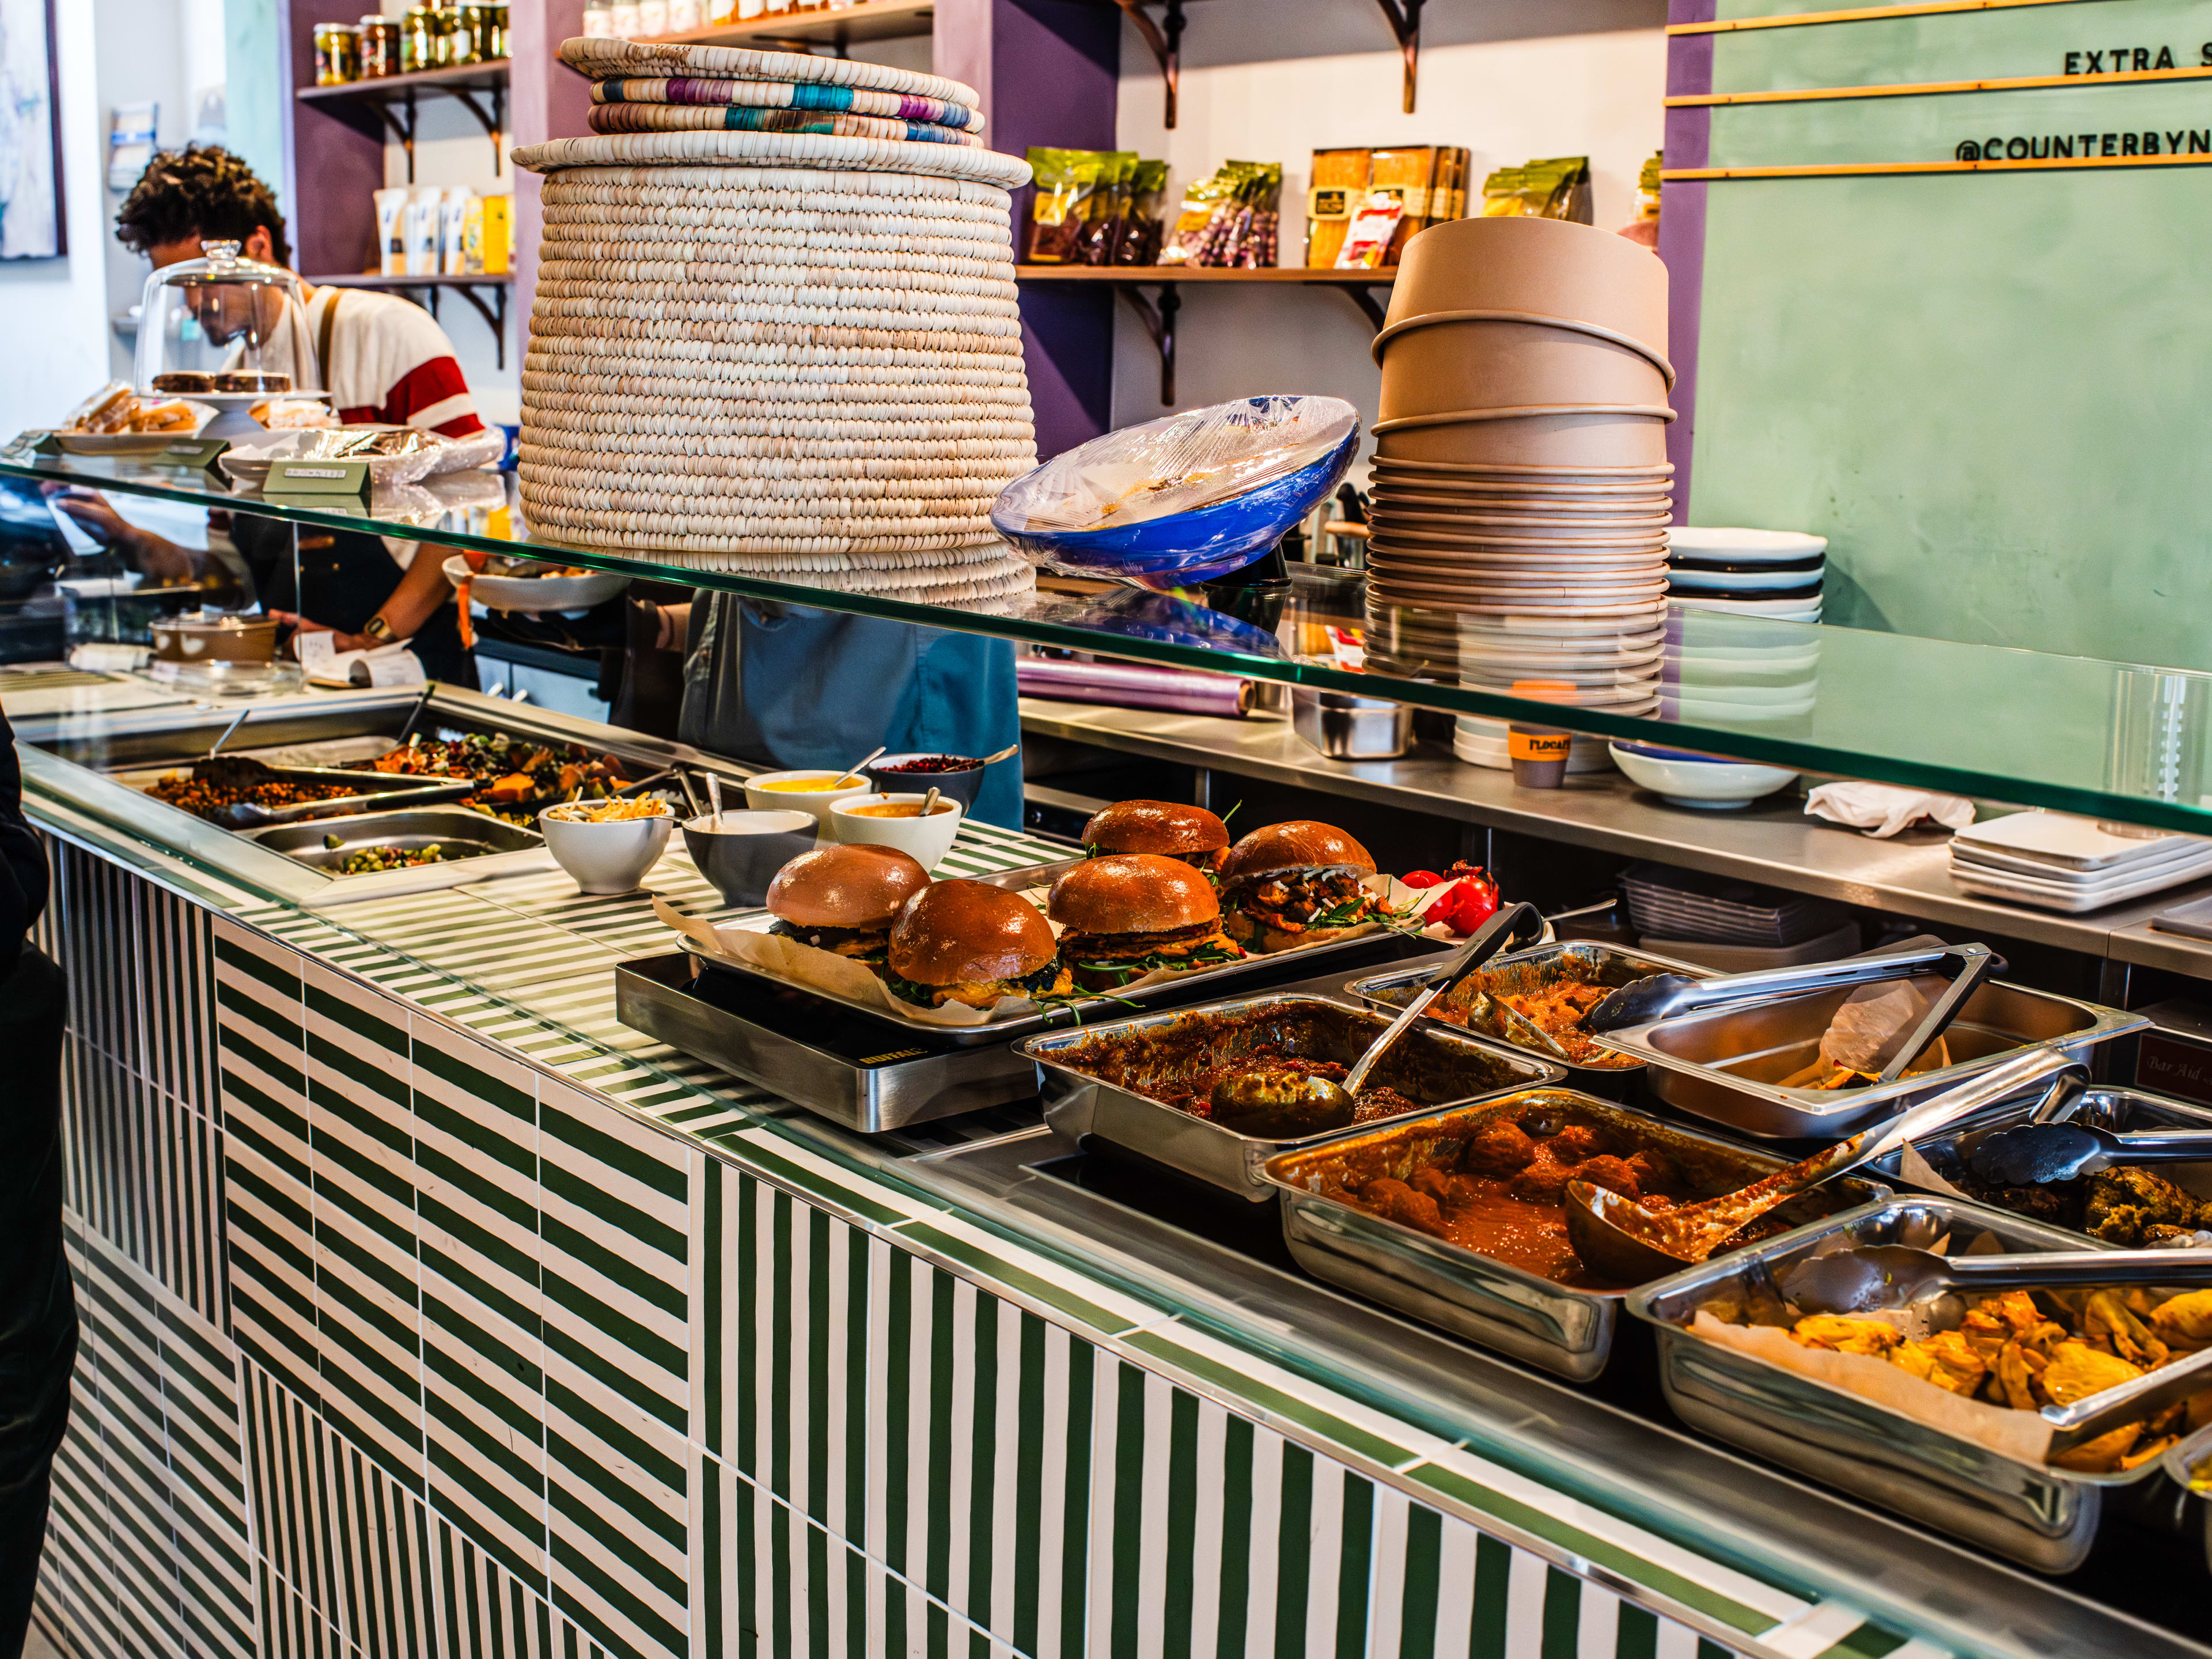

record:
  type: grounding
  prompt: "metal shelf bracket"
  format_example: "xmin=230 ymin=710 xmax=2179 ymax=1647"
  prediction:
xmin=1120 ymin=281 xmax=1182 ymax=404
xmin=1372 ymin=0 xmax=1426 ymax=113
xmin=1112 ymin=0 xmax=1189 ymax=127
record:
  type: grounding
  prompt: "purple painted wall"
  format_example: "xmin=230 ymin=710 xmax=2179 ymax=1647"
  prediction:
xmin=284 ymin=0 xmax=387 ymax=278
xmin=940 ymin=0 xmax=1122 ymax=459
xmin=1657 ymin=0 xmax=1714 ymax=520
xmin=511 ymin=0 xmax=592 ymax=339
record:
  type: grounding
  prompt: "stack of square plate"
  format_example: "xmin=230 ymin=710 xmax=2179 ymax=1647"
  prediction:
xmin=1620 ymin=863 xmax=1852 ymax=945
xmin=1950 ymin=812 xmax=2212 ymax=912
xmin=1665 ymin=528 xmax=1825 ymax=623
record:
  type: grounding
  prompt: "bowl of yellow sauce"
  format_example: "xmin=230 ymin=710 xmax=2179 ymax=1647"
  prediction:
xmin=830 ymin=791 xmax=965 ymax=871
xmin=742 ymin=770 xmax=873 ymax=824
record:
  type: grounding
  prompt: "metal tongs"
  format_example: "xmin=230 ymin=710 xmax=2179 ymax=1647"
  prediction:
xmin=1968 ymin=1115 xmax=2212 ymax=1184
xmin=1584 ymin=942 xmax=2002 ymax=1084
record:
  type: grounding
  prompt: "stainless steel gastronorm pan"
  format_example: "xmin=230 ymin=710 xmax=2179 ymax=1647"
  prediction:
xmin=1600 ymin=977 xmax=2147 ymax=1138
xmin=1258 ymin=1088 xmax=1885 ymax=1381
xmin=1870 ymin=1084 xmax=2212 ymax=1245
xmin=1346 ymin=941 xmax=1715 ymax=1088
xmin=1019 ymin=993 xmax=1563 ymax=1201
xmin=245 ymin=807 xmax=550 ymax=901
xmin=1627 ymin=1196 xmax=2189 ymax=1572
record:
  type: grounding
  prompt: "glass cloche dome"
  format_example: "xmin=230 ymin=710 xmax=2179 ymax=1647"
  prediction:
xmin=135 ymin=240 xmax=327 ymax=438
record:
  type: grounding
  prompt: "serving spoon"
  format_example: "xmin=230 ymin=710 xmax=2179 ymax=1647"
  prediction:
xmin=1967 ymin=1120 xmax=2212 ymax=1185
xmin=1782 ymin=1241 xmax=2212 ymax=1316
xmin=1562 ymin=1046 xmax=2086 ymax=1285
xmin=1208 ymin=902 xmax=1546 ymax=1139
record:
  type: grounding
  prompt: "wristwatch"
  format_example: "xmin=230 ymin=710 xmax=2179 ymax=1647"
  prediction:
xmin=361 ymin=613 xmax=396 ymax=644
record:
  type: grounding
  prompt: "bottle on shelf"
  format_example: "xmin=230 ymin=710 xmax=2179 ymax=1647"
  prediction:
xmin=638 ymin=0 xmax=668 ymax=36
xmin=609 ymin=0 xmax=642 ymax=36
xmin=667 ymin=0 xmax=703 ymax=30
xmin=582 ymin=0 xmax=614 ymax=33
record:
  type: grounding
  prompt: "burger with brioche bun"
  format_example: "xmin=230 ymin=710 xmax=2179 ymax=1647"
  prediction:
xmin=1217 ymin=821 xmax=1381 ymax=951
xmin=1047 ymin=854 xmax=1245 ymax=990
xmin=882 ymin=881 xmax=1073 ymax=1010
xmin=764 ymin=844 xmax=930 ymax=964
xmin=1081 ymin=800 xmax=1232 ymax=874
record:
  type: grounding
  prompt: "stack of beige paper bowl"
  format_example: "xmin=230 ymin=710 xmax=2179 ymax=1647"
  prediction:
xmin=513 ymin=39 xmax=1037 ymax=603
xmin=1362 ymin=216 xmax=1675 ymax=713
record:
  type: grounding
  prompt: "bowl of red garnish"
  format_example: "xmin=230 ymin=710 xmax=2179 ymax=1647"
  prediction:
xmin=861 ymin=752 xmax=991 ymax=813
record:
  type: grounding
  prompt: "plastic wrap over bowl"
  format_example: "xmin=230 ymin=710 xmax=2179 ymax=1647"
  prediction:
xmin=991 ymin=395 xmax=1358 ymax=590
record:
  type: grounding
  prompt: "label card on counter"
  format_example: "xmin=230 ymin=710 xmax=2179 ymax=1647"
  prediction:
xmin=150 ymin=437 xmax=229 ymax=474
xmin=265 ymin=460 xmax=371 ymax=499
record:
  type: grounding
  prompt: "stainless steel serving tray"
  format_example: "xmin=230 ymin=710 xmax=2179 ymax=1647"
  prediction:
xmin=616 ymin=952 xmax=1039 ymax=1132
xmin=1346 ymin=941 xmax=1716 ymax=1086
xmin=1257 ymin=1087 xmax=1885 ymax=1380
xmin=246 ymin=806 xmax=552 ymax=901
xmin=1020 ymin=992 xmax=1563 ymax=1201
xmin=1626 ymin=1196 xmax=2187 ymax=1572
xmin=1600 ymin=976 xmax=2146 ymax=1138
xmin=1869 ymin=1084 xmax=2212 ymax=1244
xmin=695 ymin=859 xmax=1429 ymax=1050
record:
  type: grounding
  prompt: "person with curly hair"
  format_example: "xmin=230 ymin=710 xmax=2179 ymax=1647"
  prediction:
xmin=52 ymin=147 xmax=490 ymax=683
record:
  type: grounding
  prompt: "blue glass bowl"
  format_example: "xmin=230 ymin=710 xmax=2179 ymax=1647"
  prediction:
xmin=991 ymin=396 xmax=1359 ymax=593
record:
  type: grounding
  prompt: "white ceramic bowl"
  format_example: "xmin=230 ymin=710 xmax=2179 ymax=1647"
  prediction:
xmin=743 ymin=768 xmax=873 ymax=824
xmin=828 ymin=791 xmax=964 ymax=871
xmin=443 ymin=555 xmax=631 ymax=613
xmin=537 ymin=805 xmax=675 ymax=893
xmin=1663 ymin=527 xmax=1827 ymax=564
xmin=1608 ymin=743 xmax=1798 ymax=810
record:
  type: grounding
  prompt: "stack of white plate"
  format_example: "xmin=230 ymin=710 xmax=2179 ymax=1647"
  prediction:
xmin=1950 ymin=812 xmax=2212 ymax=913
xmin=1665 ymin=528 xmax=1825 ymax=623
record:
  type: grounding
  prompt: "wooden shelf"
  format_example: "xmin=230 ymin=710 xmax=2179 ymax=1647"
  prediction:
xmin=1016 ymin=266 xmax=1397 ymax=403
xmin=294 ymin=59 xmax=509 ymax=104
xmin=296 ymin=60 xmax=509 ymax=180
xmin=655 ymin=0 xmax=935 ymax=50
xmin=309 ymin=273 xmax=514 ymax=369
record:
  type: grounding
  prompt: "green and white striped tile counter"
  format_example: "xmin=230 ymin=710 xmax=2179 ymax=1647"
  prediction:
xmin=24 ymin=799 xmax=1984 ymax=1659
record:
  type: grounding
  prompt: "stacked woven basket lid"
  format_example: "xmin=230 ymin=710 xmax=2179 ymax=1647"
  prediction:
xmin=1361 ymin=216 xmax=1675 ymax=715
xmin=513 ymin=38 xmax=1036 ymax=602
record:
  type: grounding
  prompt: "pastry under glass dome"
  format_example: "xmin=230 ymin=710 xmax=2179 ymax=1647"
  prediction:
xmin=134 ymin=241 xmax=328 ymax=440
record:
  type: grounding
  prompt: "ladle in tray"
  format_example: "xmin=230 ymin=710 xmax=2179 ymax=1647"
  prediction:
xmin=1207 ymin=902 xmax=1547 ymax=1139
xmin=1562 ymin=1046 xmax=2088 ymax=1285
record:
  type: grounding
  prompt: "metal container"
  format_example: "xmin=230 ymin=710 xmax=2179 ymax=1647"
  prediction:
xmin=150 ymin=612 xmax=278 ymax=664
xmin=1600 ymin=976 xmax=2146 ymax=1139
xmin=1020 ymin=993 xmax=1564 ymax=1200
xmin=1291 ymin=684 xmax=1412 ymax=760
xmin=1627 ymin=1196 xmax=2188 ymax=1572
xmin=1347 ymin=941 xmax=1716 ymax=1088
xmin=247 ymin=807 xmax=550 ymax=899
xmin=617 ymin=953 xmax=1037 ymax=1132
xmin=1869 ymin=1082 xmax=2212 ymax=1243
xmin=1260 ymin=1088 xmax=1885 ymax=1379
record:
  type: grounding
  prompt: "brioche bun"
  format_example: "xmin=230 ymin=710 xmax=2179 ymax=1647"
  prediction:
xmin=766 ymin=844 xmax=929 ymax=929
xmin=1048 ymin=854 xmax=1219 ymax=934
xmin=1081 ymin=800 xmax=1230 ymax=858
xmin=1218 ymin=821 xmax=1376 ymax=881
xmin=888 ymin=881 xmax=1056 ymax=986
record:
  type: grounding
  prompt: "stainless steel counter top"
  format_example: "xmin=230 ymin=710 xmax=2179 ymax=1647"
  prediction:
xmin=1017 ymin=697 xmax=2212 ymax=975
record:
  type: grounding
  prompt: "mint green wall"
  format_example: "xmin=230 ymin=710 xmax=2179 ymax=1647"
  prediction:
xmin=224 ymin=0 xmax=284 ymax=197
xmin=1685 ymin=2 xmax=2212 ymax=672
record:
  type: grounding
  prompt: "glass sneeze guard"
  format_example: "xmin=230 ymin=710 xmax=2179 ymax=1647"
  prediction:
xmin=9 ymin=445 xmax=2212 ymax=838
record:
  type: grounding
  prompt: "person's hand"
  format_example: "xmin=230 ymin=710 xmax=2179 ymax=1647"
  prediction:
xmin=42 ymin=484 xmax=200 ymax=585
xmin=270 ymin=611 xmax=377 ymax=656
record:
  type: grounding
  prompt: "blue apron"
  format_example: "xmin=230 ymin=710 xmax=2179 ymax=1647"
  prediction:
xmin=678 ymin=596 xmax=1022 ymax=828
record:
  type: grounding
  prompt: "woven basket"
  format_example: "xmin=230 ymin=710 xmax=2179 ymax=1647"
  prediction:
xmin=521 ymin=375 xmax=1032 ymax=411
xmin=590 ymin=78 xmax=982 ymax=133
xmin=587 ymin=104 xmax=983 ymax=146
xmin=538 ymin=241 xmax=1014 ymax=278
xmin=540 ymin=162 xmax=1014 ymax=205
xmin=558 ymin=36 xmax=982 ymax=109
xmin=513 ymin=131 xmax=1032 ymax=190
xmin=520 ymin=444 xmax=1026 ymax=483
xmin=533 ymin=266 xmax=1020 ymax=301
xmin=523 ymin=346 xmax=1028 ymax=384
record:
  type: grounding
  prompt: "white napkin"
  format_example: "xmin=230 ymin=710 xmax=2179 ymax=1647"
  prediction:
xmin=69 ymin=642 xmax=150 ymax=671
xmin=1806 ymin=781 xmax=1976 ymax=839
xmin=298 ymin=630 xmax=426 ymax=687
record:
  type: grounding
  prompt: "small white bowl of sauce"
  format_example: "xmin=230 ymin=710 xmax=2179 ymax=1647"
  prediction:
xmin=828 ymin=791 xmax=964 ymax=871
xmin=741 ymin=769 xmax=872 ymax=824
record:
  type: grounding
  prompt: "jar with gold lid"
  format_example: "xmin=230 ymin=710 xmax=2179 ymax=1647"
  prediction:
xmin=399 ymin=5 xmax=437 ymax=71
xmin=358 ymin=14 xmax=402 ymax=76
xmin=312 ymin=22 xmax=362 ymax=85
xmin=455 ymin=1 xmax=501 ymax=62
